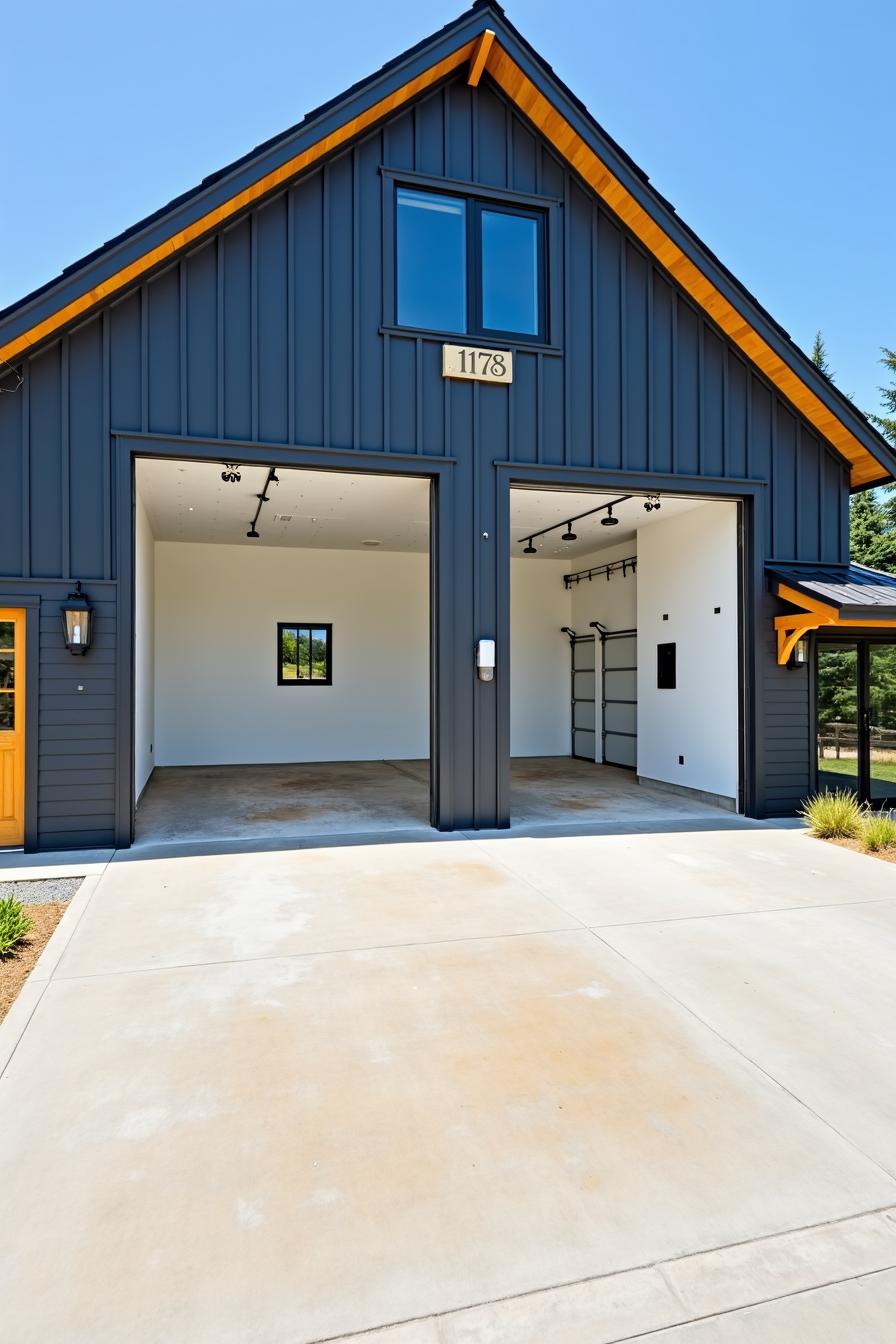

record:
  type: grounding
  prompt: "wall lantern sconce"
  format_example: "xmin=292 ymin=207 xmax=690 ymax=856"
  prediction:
xmin=788 ymin=637 xmax=809 ymax=670
xmin=60 ymin=582 xmax=94 ymax=655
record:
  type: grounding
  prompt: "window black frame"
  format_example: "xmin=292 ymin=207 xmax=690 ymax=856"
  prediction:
xmin=391 ymin=178 xmax=549 ymax=345
xmin=277 ymin=622 xmax=333 ymax=686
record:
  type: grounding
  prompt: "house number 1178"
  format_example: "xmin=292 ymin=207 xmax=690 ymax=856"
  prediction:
xmin=442 ymin=343 xmax=513 ymax=384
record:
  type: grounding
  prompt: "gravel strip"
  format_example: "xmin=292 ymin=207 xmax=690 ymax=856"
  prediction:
xmin=0 ymin=877 xmax=83 ymax=906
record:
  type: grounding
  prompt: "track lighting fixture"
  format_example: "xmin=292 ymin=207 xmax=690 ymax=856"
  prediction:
xmin=517 ymin=495 xmax=631 ymax=552
xmin=643 ymin=494 xmax=661 ymax=512
xmin=221 ymin=464 xmax=241 ymax=483
xmin=269 ymin=471 xmax=279 ymax=484
xmin=245 ymin=466 xmax=279 ymax=541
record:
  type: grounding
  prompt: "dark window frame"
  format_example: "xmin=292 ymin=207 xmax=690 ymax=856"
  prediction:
xmin=277 ymin=622 xmax=333 ymax=686
xmin=387 ymin=173 xmax=552 ymax=345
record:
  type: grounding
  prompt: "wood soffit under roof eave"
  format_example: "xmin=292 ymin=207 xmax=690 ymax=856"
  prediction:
xmin=0 ymin=26 xmax=889 ymax=490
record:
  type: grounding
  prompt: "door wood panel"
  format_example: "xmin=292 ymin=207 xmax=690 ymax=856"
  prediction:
xmin=0 ymin=609 xmax=25 ymax=847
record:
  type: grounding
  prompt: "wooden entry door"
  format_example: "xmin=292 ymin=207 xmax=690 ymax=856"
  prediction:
xmin=0 ymin=610 xmax=25 ymax=847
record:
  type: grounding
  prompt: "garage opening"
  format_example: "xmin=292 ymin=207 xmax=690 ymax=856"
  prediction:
xmin=510 ymin=486 xmax=741 ymax=825
xmin=134 ymin=459 xmax=431 ymax=846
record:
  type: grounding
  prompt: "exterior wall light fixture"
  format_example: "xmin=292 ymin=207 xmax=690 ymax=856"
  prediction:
xmin=789 ymin=637 xmax=809 ymax=669
xmin=60 ymin=582 xmax=94 ymax=655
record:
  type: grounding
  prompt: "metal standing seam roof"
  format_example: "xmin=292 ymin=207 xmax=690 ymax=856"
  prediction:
xmin=768 ymin=562 xmax=896 ymax=618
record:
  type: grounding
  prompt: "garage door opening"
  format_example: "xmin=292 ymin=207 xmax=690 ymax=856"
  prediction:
xmin=510 ymin=486 xmax=741 ymax=826
xmin=134 ymin=459 xmax=432 ymax=846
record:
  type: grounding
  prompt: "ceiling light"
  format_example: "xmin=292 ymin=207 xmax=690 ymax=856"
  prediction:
xmin=188 ymin=506 xmax=194 ymax=512
xmin=269 ymin=471 xmax=279 ymax=484
xmin=523 ymin=538 xmax=537 ymax=554
xmin=221 ymin=464 xmax=241 ymax=483
xmin=644 ymin=494 xmax=662 ymax=513
xmin=362 ymin=539 xmax=381 ymax=547
xmin=561 ymin=523 xmax=577 ymax=541
xmin=246 ymin=527 xmax=260 ymax=539
xmin=601 ymin=506 xmax=619 ymax=527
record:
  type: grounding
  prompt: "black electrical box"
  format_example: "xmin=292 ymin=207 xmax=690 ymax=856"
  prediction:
xmin=657 ymin=642 xmax=676 ymax=689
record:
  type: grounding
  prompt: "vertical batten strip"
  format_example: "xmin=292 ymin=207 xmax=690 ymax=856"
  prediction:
xmin=352 ymin=154 xmax=361 ymax=450
xmin=562 ymin=169 xmax=571 ymax=466
xmin=322 ymin=169 xmax=330 ymax=448
xmin=178 ymin=260 xmax=188 ymax=436
xmin=286 ymin=189 xmax=296 ymax=444
xmin=20 ymin=362 xmax=30 ymax=579
xmin=250 ymin=214 xmax=259 ymax=443
xmin=215 ymin=237 xmax=225 ymax=439
xmin=60 ymin=337 xmax=70 ymax=580
xmin=139 ymin=287 xmax=148 ymax=433
xmin=101 ymin=310 xmax=111 ymax=579
xmin=646 ymin=261 xmax=654 ymax=473
xmin=415 ymin=337 xmax=423 ymax=453
xmin=697 ymin=320 xmax=705 ymax=477
xmin=591 ymin=200 xmax=599 ymax=467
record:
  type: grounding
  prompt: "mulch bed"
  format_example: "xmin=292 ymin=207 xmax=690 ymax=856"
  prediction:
xmin=0 ymin=901 xmax=69 ymax=1024
xmin=827 ymin=837 xmax=896 ymax=865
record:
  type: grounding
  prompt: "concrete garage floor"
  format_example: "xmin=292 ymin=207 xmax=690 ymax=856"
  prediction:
xmin=2 ymin=822 xmax=896 ymax=1341
xmin=134 ymin=757 xmax=725 ymax=848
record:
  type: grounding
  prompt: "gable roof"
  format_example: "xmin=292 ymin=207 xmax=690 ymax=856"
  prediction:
xmin=1 ymin=0 xmax=893 ymax=489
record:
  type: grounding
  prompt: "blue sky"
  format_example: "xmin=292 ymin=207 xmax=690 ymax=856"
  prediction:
xmin=3 ymin=0 xmax=893 ymax=418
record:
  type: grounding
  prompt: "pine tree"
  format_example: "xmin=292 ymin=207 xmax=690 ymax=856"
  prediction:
xmin=811 ymin=330 xmax=833 ymax=378
xmin=869 ymin=347 xmax=896 ymax=447
xmin=850 ymin=490 xmax=896 ymax=569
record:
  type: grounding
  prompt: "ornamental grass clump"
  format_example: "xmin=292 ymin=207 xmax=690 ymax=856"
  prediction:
xmin=0 ymin=897 xmax=33 ymax=956
xmin=800 ymin=789 xmax=863 ymax=839
xmin=860 ymin=810 xmax=896 ymax=854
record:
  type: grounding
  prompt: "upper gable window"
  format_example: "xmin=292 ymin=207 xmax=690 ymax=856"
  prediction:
xmin=396 ymin=186 xmax=545 ymax=341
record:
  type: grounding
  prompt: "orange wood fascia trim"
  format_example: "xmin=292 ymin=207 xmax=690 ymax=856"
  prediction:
xmin=0 ymin=39 xmax=476 ymax=369
xmin=467 ymin=29 xmax=495 ymax=86
xmin=483 ymin=43 xmax=883 ymax=488
xmin=774 ymin=582 xmax=841 ymax=621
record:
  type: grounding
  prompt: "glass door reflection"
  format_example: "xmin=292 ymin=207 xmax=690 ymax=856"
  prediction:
xmin=816 ymin=642 xmax=859 ymax=793
xmin=869 ymin=644 xmax=896 ymax=803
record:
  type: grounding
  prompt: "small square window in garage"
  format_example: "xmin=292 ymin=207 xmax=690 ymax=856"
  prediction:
xmin=278 ymin=624 xmax=332 ymax=685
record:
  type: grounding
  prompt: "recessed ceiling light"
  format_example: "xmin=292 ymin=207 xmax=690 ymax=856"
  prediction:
xmin=362 ymin=539 xmax=381 ymax=547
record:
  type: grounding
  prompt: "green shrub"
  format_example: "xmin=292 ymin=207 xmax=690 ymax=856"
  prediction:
xmin=860 ymin=810 xmax=896 ymax=853
xmin=800 ymin=789 xmax=864 ymax=839
xmin=0 ymin=897 xmax=33 ymax=956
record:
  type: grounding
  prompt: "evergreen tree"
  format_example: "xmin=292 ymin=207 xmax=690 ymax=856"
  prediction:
xmin=811 ymin=330 xmax=834 ymax=378
xmin=869 ymin=347 xmax=896 ymax=447
xmin=850 ymin=489 xmax=896 ymax=570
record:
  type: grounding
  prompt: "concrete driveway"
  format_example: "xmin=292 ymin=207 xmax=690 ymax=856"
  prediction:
xmin=2 ymin=818 xmax=896 ymax=1342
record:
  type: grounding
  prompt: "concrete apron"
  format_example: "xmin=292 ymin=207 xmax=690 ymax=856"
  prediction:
xmin=1 ymin=824 xmax=896 ymax=1343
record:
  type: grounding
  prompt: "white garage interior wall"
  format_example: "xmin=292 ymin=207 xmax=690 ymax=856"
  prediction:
xmin=154 ymin=543 xmax=429 ymax=765
xmin=510 ymin=488 xmax=740 ymax=804
xmin=509 ymin=558 xmax=571 ymax=756
xmin=636 ymin=501 xmax=739 ymax=802
xmin=134 ymin=462 xmax=432 ymax=784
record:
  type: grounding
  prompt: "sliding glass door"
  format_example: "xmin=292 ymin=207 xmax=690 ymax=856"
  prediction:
xmin=816 ymin=639 xmax=896 ymax=806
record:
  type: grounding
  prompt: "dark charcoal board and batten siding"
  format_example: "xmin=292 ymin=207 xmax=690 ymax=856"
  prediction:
xmin=0 ymin=76 xmax=849 ymax=843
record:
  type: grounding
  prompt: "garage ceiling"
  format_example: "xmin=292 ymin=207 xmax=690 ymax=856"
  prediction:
xmin=136 ymin=459 xmax=431 ymax=552
xmin=511 ymin=489 xmax=710 ymax=559
xmin=136 ymin=459 xmax=714 ymax=560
